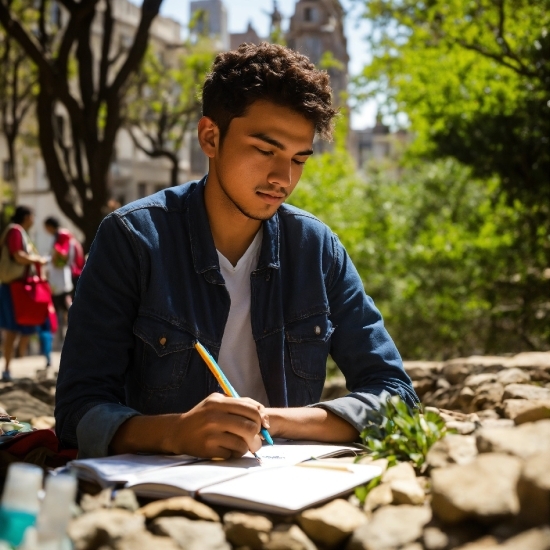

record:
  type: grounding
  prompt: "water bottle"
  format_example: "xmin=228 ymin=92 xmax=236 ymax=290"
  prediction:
xmin=0 ymin=463 xmax=43 ymax=547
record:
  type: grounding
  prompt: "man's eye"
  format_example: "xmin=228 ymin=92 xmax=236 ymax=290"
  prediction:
xmin=256 ymin=148 xmax=272 ymax=156
xmin=293 ymin=159 xmax=306 ymax=166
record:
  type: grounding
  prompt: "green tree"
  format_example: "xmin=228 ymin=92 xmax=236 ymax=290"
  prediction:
xmin=124 ymin=37 xmax=215 ymax=187
xmin=0 ymin=0 xmax=164 ymax=249
xmin=0 ymin=0 xmax=38 ymax=201
xmin=353 ymin=0 xmax=550 ymax=208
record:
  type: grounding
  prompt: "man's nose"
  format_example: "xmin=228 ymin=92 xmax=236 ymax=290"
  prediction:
xmin=268 ymin=160 xmax=292 ymax=187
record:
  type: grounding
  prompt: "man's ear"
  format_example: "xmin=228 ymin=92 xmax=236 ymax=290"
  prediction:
xmin=197 ymin=116 xmax=219 ymax=158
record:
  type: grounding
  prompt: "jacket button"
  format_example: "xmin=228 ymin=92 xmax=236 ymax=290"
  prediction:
xmin=314 ymin=326 xmax=321 ymax=335
xmin=159 ymin=336 xmax=167 ymax=346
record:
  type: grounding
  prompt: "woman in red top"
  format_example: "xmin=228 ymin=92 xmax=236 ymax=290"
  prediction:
xmin=0 ymin=206 xmax=47 ymax=381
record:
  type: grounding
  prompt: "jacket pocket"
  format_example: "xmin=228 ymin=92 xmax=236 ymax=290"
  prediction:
xmin=285 ymin=313 xmax=334 ymax=403
xmin=133 ymin=315 xmax=195 ymax=391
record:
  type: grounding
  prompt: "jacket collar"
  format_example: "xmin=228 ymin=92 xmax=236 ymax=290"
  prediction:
xmin=187 ymin=176 xmax=280 ymax=274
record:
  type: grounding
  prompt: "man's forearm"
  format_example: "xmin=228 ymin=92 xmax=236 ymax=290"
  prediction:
xmin=110 ymin=414 xmax=175 ymax=455
xmin=266 ymin=407 xmax=359 ymax=442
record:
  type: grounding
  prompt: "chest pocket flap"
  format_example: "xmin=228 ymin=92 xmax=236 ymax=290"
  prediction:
xmin=133 ymin=315 xmax=196 ymax=356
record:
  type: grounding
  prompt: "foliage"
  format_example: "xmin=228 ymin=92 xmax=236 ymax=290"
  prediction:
xmin=0 ymin=0 xmax=38 ymax=194
xmin=290 ymin=119 xmax=549 ymax=357
xmin=0 ymin=0 xmax=164 ymax=249
xmin=125 ymin=36 xmax=215 ymax=186
xmin=353 ymin=0 xmax=550 ymax=210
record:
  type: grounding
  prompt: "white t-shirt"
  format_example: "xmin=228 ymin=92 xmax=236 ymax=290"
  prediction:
xmin=217 ymin=228 xmax=269 ymax=406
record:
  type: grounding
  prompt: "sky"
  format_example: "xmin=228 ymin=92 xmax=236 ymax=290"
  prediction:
xmin=159 ymin=0 xmax=376 ymax=129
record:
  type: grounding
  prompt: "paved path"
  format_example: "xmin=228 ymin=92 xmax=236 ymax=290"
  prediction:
xmin=1 ymin=352 xmax=61 ymax=380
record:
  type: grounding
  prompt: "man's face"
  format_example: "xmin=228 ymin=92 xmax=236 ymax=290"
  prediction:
xmin=204 ymin=100 xmax=315 ymax=221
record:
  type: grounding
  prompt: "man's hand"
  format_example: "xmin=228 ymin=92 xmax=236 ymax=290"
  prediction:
xmin=110 ymin=393 xmax=270 ymax=458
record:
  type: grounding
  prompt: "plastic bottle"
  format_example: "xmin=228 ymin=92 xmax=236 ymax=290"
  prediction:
xmin=0 ymin=463 xmax=43 ymax=547
xmin=20 ymin=473 xmax=77 ymax=550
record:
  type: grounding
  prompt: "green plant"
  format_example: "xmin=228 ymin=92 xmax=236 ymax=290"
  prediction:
xmin=359 ymin=396 xmax=447 ymax=469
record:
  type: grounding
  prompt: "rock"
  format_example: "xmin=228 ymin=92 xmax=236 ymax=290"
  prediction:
xmin=137 ymin=496 xmax=220 ymax=522
xmin=503 ymin=399 xmax=550 ymax=425
xmin=264 ymin=524 xmax=318 ymax=550
xmin=223 ymin=511 xmax=273 ymax=550
xmin=346 ymin=505 xmax=431 ymax=550
xmin=426 ymin=434 xmax=478 ymax=469
xmin=381 ymin=461 xmax=416 ymax=483
xmin=413 ymin=378 xmax=435 ymax=398
xmin=507 ymin=352 xmax=550 ymax=370
xmin=502 ymin=383 xmax=550 ymax=401
xmin=364 ymin=482 xmax=392 ymax=513
xmin=442 ymin=356 xmax=507 ymax=385
xmin=430 ymin=453 xmax=521 ymax=524
xmin=464 ymin=373 xmax=498 ymax=389
xmin=297 ymin=499 xmax=366 ymax=548
xmin=422 ymin=526 xmax=449 ymax=550
xmin=30 ymin=415 xmax=55 ymax=429
xmin=152 ymin=516 xmax=230 ymax=550
xmin=404 ymin=361 xmax=442 ymax=380
xmin=470 ymin=383 xmax=504 ymax=411
xmin=0 ymin=390 xmax=54 ymax=421
xmin=517 ymin=451 xmax=550 ymax=527
xmin=453 ymin=387 xmax=476 ymax=410
xmin=79 ymin=488 xmax=112 ymax=513
xmin=390 ymin=479 xmax=425 ymax=505
xmin=476 ymin=419 xmax=550 ymax=459
xmin=445 ymin=420 xmax=477 ymax=435
xmin=113 ymin=530 xmax=181 ymax=550
xmin=499 ymin=527 xmax=550 ymax=549
xmin=454 ymin=536 xmax=499 ymax=549
xmin=496 ymin=368 xmax=530 ymax=385
xmin=436 ymin=378 xmax=451 ymax=390
xmin=67 ymin=509 xmax=145 ymax=550
xmin=112 ymin=489 xmax=139 ymax=512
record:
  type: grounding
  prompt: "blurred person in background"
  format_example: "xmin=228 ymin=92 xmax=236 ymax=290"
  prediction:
xmin=0 ymin=206 xmax=48 ymax=381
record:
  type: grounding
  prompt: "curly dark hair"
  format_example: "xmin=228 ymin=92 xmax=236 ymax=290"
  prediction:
xmin=202 ymin=42 xmax=337 ymax=142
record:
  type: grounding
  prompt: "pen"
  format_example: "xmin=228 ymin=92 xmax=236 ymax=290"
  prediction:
xmin=296 ymin=461 xmax=354 ymax=473
xmin=194 ymin=341 xmax=274 ymax=456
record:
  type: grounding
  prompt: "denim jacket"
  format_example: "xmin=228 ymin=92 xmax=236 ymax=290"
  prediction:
xmin=55 ymin=178 xmax=418 ymax=457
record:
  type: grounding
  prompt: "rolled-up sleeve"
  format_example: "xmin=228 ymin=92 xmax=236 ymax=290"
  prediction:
xmin=55 ymin=214 xmax=143 ymax=457
xmin=310 ymin=234 xmax=419 ymax=431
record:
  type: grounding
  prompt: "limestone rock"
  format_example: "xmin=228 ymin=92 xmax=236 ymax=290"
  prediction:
xmin=464 ymin=373 xmax=497 ymax=389
xmin=346 ymin=505 xmax=431 ymax=550
xmin=112 ymin=489 xmax=139 ymax=512
xmin=422 ymin=526 xmax=449 ymax=550
xmin=470 ymin=383 xmax=504 ymax=411
xmin=496 ymin=368 xmax=530 ymax=385
xmin=390 ymin=478 xmax=425 ymax=505
xmin=503 ymin=383 xmax=550 ymax=401
xmin=454 ymin=536 xmax=499 ymax=549
xmin=152 ymin=516 xmax=230 ymax=550
xmin=507 ymin=352 xmax=550 ymax=370
xmin=503 ymin=399 xmax=550 ymax=425
xmin=403 ymin=361 xmax=442 ymax=380
xmin=113 ymin=530 xmax=181 ymax=550
xmin=67 ymin=509 xmax=145 ymax=550
xmin=0 ymin=390 xmax=54 ymax=421
xmin=499 ymin=527 xmax=550 ymax=550
xmin=517 ymin=451 xmax=550 ymax=527
xmin=445 ymin=420 xmax=477 ymax=434
xmin=79 ymin=488 xmax=112 ymax=513
xmin=224 ymin=511 xmax=273 ymax=550
xmin=426 ymin=434 xmax=478 ymax=469
xmin=137 ymin=496 xmax=220 ymax=522
xmin=298 ymin=499 xmax=366 ymax=548
xmin=430 ymin=453 xmax=521 ymax=524
xmin=364 ymin=482 xmax=393 ymax=513
xmin=381 ymin=461 xmax=416 ymax=483
xmin=476 ymin=419 xmax=550 ymax=458
xmin=413 ymin=378 xmax=435 ymax=398
xmin=264 ymin=524 xmax=318 ymax=550
xmin=30 ymin=415 xmax=55 ymax=429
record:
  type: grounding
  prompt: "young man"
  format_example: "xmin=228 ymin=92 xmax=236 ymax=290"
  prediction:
xmin=55 ymin=43 xmax=418 ymax=459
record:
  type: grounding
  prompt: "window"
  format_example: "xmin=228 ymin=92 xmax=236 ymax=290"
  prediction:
xmin=304 ymin=7 xmax=317 ymax=22
xmin=137 ymin=182 xmax=148 ymax=199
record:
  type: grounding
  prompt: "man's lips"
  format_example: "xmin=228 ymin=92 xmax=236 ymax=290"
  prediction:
xmin=256 ymin=189 xmax=286 ymax=204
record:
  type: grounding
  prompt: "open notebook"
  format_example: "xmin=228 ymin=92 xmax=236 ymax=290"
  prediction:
xmin=121 ymin=441 xmax=382 ymax=513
